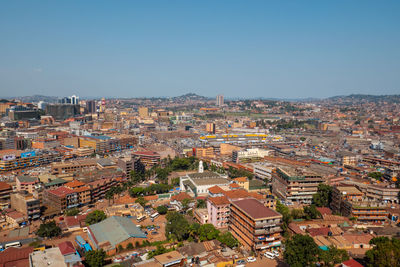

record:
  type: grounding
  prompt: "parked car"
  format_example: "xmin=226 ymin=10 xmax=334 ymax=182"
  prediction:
xmin=236 ymin=259 xmax=246 ymax=265
xmin=247 ymin=256 xmax=256 ymax=263
xmin=272 ymin=250 xmax=280 ymax=257
xmin=264 ymin=252 xmax=275 ymax=259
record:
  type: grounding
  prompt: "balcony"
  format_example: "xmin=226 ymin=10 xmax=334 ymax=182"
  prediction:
xmin=254 ymin=227 xmax=282 ymax=235
xmin=255 ymin=221 xmax=281 ymax=228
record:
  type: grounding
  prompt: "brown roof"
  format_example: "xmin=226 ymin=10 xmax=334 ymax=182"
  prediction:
xmin=233 ymin=177 xmax=247 ymax=183
xmin=208 ymin=185 xmax=225 ymax=194
xmin=208 ymin=196 xmax=230 ymax=206
xmin=0 ymin=247 xmax=34 ymax=267
xmin=229 ymin=183 xmax=240 ymax=188
xmin=154 ymin=251 xmax=185 ymax=265
xmin=222 ymin=189 xmax=249 ymax=199
xmin=0 ymin=182 xmax=11 ymax=191
xmin=64 ymin=180 xmax=86 ymax=189
xmin=232 ymin=198 xmax=281 ymax=220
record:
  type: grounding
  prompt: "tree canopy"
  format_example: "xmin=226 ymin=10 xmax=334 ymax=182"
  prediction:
xmin=165 ymin=212 xmax=190 ymax=241
xmin=85 ymin=249 xmax=106 ymax=267
xmin=312 ymin=184 xmax=333 ymax=207
xmin=37 ymin=220 xmax=61 ymax=238
xmin=85 ymin=210 xmax=107 ymax=225
xmin=284 ymin=234 xmax=320 ymax=267
xmin=156 ymin=205 xmax=168 ymax=215
xmin=365 ymin=237 xmax=400 ymax=267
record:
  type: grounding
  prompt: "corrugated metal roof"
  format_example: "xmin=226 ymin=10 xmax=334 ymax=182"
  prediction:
xmin=88 ymin=216 xmax=146 ymax=248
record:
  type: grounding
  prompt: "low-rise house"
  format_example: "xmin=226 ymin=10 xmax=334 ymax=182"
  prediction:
xmin=0 ymin=247 xmax=34 ymax=267
xmin=29 ymin=247 xmax=67 ymax=267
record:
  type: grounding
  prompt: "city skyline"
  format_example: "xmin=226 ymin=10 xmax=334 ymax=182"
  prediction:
xmin=1 ymin=1 xmax=399 ymax=98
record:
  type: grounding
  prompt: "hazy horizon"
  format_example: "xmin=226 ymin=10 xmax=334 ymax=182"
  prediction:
xmin=1 ymin=1 xmax=399 ymax=98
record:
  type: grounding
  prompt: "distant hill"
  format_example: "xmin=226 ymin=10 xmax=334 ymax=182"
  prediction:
xmin=326 ymin=94 xmax=400 ymax=103
xmin=170 ymin=93 xmax=211 ymax=101
xmin=6 ymin=95 xmax=59 ymax=103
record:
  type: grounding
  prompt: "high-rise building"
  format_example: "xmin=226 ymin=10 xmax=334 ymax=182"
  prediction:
xmin=216 ymin=95 xmax=224 ymax=106
xmin=59 ymin=95 xmax=80 ymax=105
xmin=206 ymin=123 xmax=216 ymax=134
xmin=86 ymin=100 xmax=96 ymax=114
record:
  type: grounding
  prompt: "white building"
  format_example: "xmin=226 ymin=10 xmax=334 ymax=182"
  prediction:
xmin=180 ymin=171 xmax=229 ymax=197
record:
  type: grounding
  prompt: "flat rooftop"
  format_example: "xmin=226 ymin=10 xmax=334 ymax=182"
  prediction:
xmin=232 ymin=198 xmax=282 ymax=220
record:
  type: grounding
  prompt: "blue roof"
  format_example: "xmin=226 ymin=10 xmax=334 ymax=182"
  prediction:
xmin=88 ymin=216 xmax=146 ymax=249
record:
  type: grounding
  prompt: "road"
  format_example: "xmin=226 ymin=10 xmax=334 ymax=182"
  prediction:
xmin=0 ymin=237 xmax=39 ymax=247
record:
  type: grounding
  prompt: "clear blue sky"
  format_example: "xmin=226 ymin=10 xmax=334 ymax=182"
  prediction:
xmin=0 ymin=1 xmax=399 ymax=99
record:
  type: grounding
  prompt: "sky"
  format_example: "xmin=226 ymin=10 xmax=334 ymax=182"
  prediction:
xmin=0 ymin=1 xmax=399 ymax=99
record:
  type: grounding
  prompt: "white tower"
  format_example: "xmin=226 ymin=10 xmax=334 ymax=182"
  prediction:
xmin=198 ymin=160 xmax=204 ymax=173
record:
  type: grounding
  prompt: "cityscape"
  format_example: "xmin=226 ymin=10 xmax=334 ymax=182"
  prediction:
xmin=0 ymin=1 xmax=400 ymax=267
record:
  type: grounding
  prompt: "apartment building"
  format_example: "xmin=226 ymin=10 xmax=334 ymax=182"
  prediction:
xmin=229 ymin=198 xmax=282 ymax=251
xmin=331 ymin=185 xmax=389 ymax=224
xmin=10 ymin=192 xmax=41 ymax=220
xmin=43 ymin=186 xmax=79 ymax=213
xmin=132 ymin=151 xmax=160 ymax=169
xmin=0 ymin=150 xmax=62 ymax=172
xmin=272 ymin=166 xmax=324 ymax=204
xmin=195 ymin=147 xmax=215 ymax=158
xmin=117 ymin=156 xmax=144 ymax=174
xmin=16 ymin=176 xmax=39 ymax=194
xmin=87 ymin=177 xmax=120 ymax=202
xmin=0 ymin=181 xmax=12 ymax=208
xmin=207 ymin=196 xmax=230 ymax=229
xmin=64 ymin=180 xmax=91 ymax=205
xmin=51 ymin=159 xmax=97 ymax=175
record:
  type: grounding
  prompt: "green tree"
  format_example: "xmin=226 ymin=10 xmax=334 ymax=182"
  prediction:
xmin=365 ymin=237 xmax=400 ymax=267
xmin=368 ymin=172 xmax=383 ymax=181
xmin=37 ymin=221 xmax=61 ymax=238
xmin=284 ymin=234 xmax=319 ymax=267
xmin=303 ymin=204 xmax=321 ymax=220
xmin=196 ymin=199 xmax=206 ymax=208
xmin=85 ymin=249 xmax=106 ymax=267
xmin=156 ymin=205 xmax=168 ymax=215
xmin=319 ymin=246 xmax=349 ymax=267
xmin=126 ymin=243 xmax=134 ymax=250
xmin=129 ymin=187 xmax=145 ymax=197
xmin=312 ymin=184 xmax=333 ymax=207
xmin=165 ymin=212 xmax=190 ymax=241
xmin=198 ymin=224 xmax=220 ymax=241
xmin=85 ymin=210 xmax=107 ymax=225
xmin=276 ymin=200 xmax=292 ymax=235
xmin=217 ymin=232 xmax=238 ymax=248
xmin=135 ymin=196 xmax=148 ymax=207
xmin=65 ymin=207 xmax=80 ymax=216
xmin=181 ymin=198 xmax=192 ymax=210
xmin=105 ymin=190 xmax=114 ymax=205
xmin=155 ymin=167 xmax=171 ymax=182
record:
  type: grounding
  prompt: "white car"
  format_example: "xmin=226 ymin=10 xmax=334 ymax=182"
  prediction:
xmin=247 ymin=256 xmax=256 ymax=262
xmin=264 ymin=252 xmax=275 ymax=259
xmin=272 ymin=250 xmax=280 ymax=257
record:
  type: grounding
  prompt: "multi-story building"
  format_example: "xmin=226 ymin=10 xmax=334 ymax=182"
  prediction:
xmin=16 ymin=176 xmax=40 ymax=194
xmin=252 ymin=162 xmax=274 ymax=180
xmin=331 ymin=185 xmax=390 ymax=224
xmin=10 ymin=192 xmax=41 ymax=220
xmin=64 ymin=180 xmax=91 ymax=205
xmin=132 ymin=151 xmax=160 ymax=169
xmin=87 ymin=177 xmax=120 ymax=202
xmin=50 ymin=159 xmax=97 ymax=175
xmin=206 ymin=123 xmax=216 ymax=134
xmin=43 ymin=186 xmax=79 ymax=213
xmin=117 ymin=156 xmax=144 ymax=175
xmin=138 ymin=107 xmax=149 ymax=118
xmin=0 ymin=150 xmax=62 ymax=173
xmin=216 ymin=95 xmax=224 ymax=107
xmin=229 ymin=198 xmax=282 ymax=251
xmin=207 ymin=196 xmax=230 ymax=229
xmin=272 ymin=166 xmax=324 ymax=204
xmin=0 ymin=181 xmax=12 ymax=208
xmin=86 ymin=100 xmax=97 ymax=114
xmin=195 ymin=147 xmax=214 ymax=158
xmin=232 ymin=148 xmax=270 ymax=163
